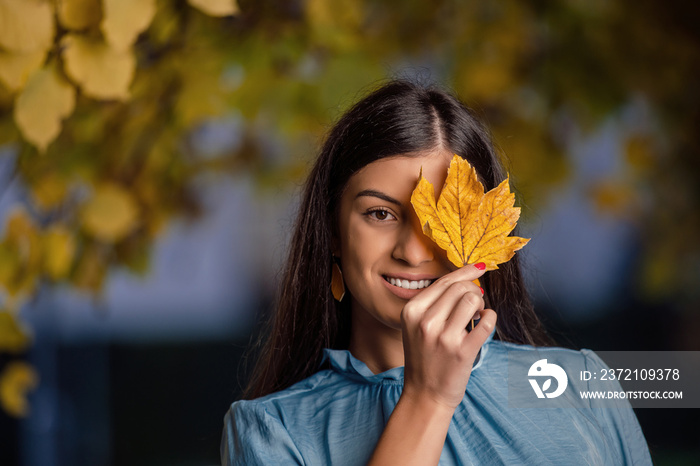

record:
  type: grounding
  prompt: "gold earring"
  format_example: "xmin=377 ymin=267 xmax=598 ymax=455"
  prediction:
xmin=331 ymin=260 xmax=345 ymax=302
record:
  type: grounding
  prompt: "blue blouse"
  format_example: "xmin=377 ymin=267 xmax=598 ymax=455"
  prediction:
xmin=221 ymin=329 xmax=652 ymax=465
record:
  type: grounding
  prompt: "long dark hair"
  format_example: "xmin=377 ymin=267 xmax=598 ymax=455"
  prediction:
xmin=244 ymin=79 xmax=554 ymax=399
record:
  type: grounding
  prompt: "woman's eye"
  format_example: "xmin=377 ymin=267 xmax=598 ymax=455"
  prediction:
xmin=366 ymin=209 xmax=395 ymax=221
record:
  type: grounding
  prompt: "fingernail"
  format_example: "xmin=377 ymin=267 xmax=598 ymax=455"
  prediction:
xmin=479 ymin=287 xmax=484 ymax=294
xmin=473 ymin=312 xmax=481 ymax=320
xmin=474 ymin=262 xmax=486 ymax=270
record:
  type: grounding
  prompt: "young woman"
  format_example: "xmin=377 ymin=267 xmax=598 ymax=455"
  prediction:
xmin=221 ymin=80 xmax=652 ymax=465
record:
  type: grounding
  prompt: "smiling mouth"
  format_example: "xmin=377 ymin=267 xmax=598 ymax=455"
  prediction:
xmin=383 ymin=276 xmax=435 ymax=290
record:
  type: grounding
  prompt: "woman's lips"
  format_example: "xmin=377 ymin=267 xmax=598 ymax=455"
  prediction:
xmin=381 ymin=275 xmax=435 ymax=300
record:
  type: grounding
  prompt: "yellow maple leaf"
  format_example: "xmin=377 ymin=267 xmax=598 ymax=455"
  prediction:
xmin=411 ymin=154 xmax=529 ymax=271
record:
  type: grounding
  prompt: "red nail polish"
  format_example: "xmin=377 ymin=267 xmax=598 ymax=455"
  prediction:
xmin=479 ymin=287 xmax=484 ymax=294
xmin=474 ymin=262 xmax=486 ymax=270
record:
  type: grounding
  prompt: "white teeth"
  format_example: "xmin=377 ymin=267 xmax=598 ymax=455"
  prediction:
xmin=386 ymin=277 xmax=432 ymax=290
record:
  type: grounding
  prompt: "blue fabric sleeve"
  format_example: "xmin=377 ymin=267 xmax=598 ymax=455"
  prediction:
xmin=221 ymin=399 xmax=304 ymax=465
xmin=582 ymin=350 xmax=653 ymax=465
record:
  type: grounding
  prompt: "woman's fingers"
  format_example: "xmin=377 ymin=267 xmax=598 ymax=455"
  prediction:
xmin=405 ymin=263 xmax=485 ymax=312
xmin=465 ymin=308 xmax=497 ymax=350
xmin=402 ymin=268 xmax=486 ymax=354
xmin=443 ymin=291 xmax=484 ymax=335
xmin=421 ymin=280 xmax=483 ymax=327
xmin=400 ymin=264 xmax=495 ymax=410
xmin=438 ymin=307 xmax=496 ymax=360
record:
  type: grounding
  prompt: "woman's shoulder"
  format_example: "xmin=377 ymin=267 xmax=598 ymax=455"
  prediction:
xmin=489 ymin=338 xmax=603 ymax=362
xmin=228 ymin=359 xmax=368 ymax=421
xmin=482 ymin=338 xmax=611 ymax=379
xmin=223 ymin=359 xmax=392 ymax=465
xmin=233 ymin=368 xmax=338 ymax=411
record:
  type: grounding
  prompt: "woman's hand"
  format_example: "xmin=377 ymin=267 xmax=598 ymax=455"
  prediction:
xmin=400 ymin=263 xmax=496 ymax=410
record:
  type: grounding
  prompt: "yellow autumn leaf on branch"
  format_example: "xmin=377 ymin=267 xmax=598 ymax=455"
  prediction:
xmin=80 ymin=183 xmax=140 ymax=242
xmin=0 ymin=0 xmax=54 ymax=53
xmin=0 ymin=49 xmax=46 ymax=92
xmin=411 ymin=154 xmax=529 ymax=271
xmin=58 ymin=0 xmax=102 ymax=31
xmin=0 ymin=361 xmax=38 ymax=418
xmin=0 ymin=208 xmax=44 ymax=297
xmin=101 ymin=0 xmax=157 ymax=52
xmin=61 ymin=34 xmax=135 ymax=100
xmin=188 ymin=0 xmax=239 ymax=17
xmin=13 ymin=64 xmax=76 ymax=152
xmin=42 ymin=225 xmax=76 ymax=280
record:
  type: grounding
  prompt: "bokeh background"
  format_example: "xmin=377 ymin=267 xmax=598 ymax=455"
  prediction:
xmin=1 ymin=0 xmax=699 ymax=464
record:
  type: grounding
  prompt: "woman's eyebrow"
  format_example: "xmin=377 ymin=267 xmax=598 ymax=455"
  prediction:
xmin=355 ymin=189 xmax=403 ymax=207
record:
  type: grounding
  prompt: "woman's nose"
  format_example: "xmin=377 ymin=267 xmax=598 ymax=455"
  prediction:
xmin=392 ymin=219 xmax=435 ymax=266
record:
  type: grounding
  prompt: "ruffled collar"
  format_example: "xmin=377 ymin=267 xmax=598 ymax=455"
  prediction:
xmin=321 ymin=325 xmax=495 ymax=384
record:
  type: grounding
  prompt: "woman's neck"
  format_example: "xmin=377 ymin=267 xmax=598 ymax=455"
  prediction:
xmin=348 ymin=306 xmax=405 ymax=374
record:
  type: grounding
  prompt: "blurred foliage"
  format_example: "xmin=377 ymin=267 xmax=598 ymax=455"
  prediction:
xmin=0 ymin=360 xmax=38 ymax=417
xmin=0 ymin=0 xmax=698 ymax=416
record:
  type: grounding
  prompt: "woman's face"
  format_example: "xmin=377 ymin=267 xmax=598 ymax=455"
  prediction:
xmin=335 ymin=149 xmax=457 ymax=333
